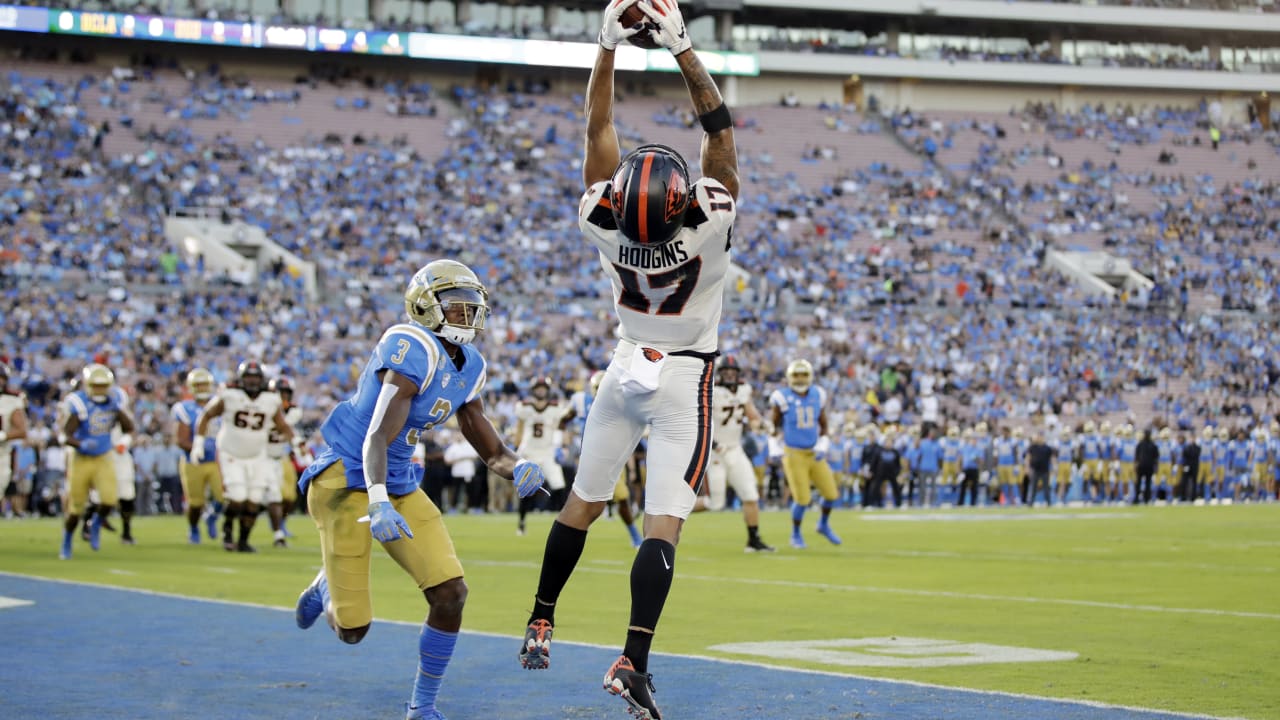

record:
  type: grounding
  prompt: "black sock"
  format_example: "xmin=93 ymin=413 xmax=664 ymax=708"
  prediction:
xmin=624 ymin=629 xmax=654 ymax=674
xmin=624 ymin=539 xmax=675 ymax=674
xmin=747 ymin=525 xmax=759 ymax=542
xmin=224 ymin=504 xmax=240 ymax=538
xmin=529 ymin=521 xmax=589 ymax=626
xmin=120 ymin=499 xmax=134 ymax=537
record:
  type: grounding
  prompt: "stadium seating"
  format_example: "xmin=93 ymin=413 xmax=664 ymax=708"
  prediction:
xmin=2 ymin=52 xmax=1277 ymax=451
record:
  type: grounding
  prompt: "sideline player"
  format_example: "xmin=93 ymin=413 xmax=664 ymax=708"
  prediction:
xmin=173 ymin=368 xmax=223 ymax=543
xmin=515 ymin=376 xmax=575 ymax=535
xmin=770 ymin=359 xmax=841 ymax=549
xmin=517 ymin=2 xmax=741 ymax=717
xmin=194 ymin=361 xmax=291 ymax=552
xmin=293 ymin=259 xmax=545 ymax=720
xmin=693 ymin=356 xmax=774 ymax=552
xmin=59 ymin=364 xmax=135 ymax=559
xmin=0 ymin=364 xmax=29 ymax=517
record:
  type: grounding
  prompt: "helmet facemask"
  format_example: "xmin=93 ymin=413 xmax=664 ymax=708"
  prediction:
xmin=406 ymin=262 xmax=489 ymax=346
xmin=786 ymin=360 xmax=813 ymax=393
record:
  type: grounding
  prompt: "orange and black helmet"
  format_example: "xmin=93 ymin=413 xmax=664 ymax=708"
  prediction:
xmin=610 ymin=143 xmax=691 ymax=247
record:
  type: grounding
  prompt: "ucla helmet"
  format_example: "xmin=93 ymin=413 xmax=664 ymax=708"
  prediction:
xmin=405 ymin=260 xmax=489 ymax=345
xmin=186 ymin=367 xmax=216 ymax=402
xmin=785 ymin=359 xmax=813 ymax=393
xmin=610 ymin=143 xmax=691 ymax=247
xmin=588 ymin=370 xmax=606 ymax=396
xmin=82 ymin=364 xmax=115 ymax=403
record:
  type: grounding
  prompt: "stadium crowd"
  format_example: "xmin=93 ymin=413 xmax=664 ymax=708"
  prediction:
xmin=3 ymin=54 xmax=1280 ymax=520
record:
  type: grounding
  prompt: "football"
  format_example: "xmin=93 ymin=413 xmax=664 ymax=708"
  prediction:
xmin=620 ymin=0 xmax=661 ymax=50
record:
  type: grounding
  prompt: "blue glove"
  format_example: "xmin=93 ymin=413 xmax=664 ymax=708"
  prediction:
xmin=512 ymin=460 xmax=547 ymax=498
xmin=78 ymin=437 xmax=100 ymax=454
xmin=368 ymin=501 xmax=413 ymax=543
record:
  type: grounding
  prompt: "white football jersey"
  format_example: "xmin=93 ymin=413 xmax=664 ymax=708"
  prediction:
xmin=515 ymin=401 xmax=573 ymax=459
xmin=711 ymin=383 xmax=753 ymax=449
xmin=267 ymin=406 xmax=303 ymax=458
xmin=579 ymin=177 xmax=736 ymax=354
xmin=0 ymin=392 xmax=26 ymax=464
xmin=0 ymin=391 xmax=25 ymax=434
xmin=215 ymin=387 xmax=282 ymax=459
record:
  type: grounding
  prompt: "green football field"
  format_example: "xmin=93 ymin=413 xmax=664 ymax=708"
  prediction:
xmin=2 ymin=504 xmax=1276 ymax=719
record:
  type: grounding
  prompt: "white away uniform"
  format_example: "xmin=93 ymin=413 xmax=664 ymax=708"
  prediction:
xmin=573 ymin=177 xmax=736 ymax=518
xmin=706 ymin=383 xmax=760 ymax=510
xmin=0 ymin=391 xmax=26 ymax=489
xmin=265 ymin=405 xmax=302 ymax=503
xmin=216 ymin=387 xmax=282 ymax=504
xmin=515 ymin=401 xmax=572 ymax=491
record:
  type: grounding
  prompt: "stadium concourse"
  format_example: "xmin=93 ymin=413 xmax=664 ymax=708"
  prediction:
xmin=2 ymin=49 xmax=1280 ymax=517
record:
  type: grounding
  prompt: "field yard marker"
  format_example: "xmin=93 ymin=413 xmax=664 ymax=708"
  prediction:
xmin=0 ymin=596 xmax=35 ymax=610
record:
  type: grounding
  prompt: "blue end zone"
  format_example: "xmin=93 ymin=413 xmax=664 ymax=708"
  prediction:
xmin=0 ymin=574 xmax=1212 ymax=720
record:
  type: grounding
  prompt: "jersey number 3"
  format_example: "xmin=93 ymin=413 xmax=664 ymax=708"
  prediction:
xmin=613 ymin=257 xmax=702 ymax=316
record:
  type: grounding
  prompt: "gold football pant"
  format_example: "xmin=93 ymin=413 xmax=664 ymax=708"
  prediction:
xmin=68 ymin=452 xmax=117 ymax=515
xmin=782 ymin=448 xmax=838 ymax=507
xmin=308 ymin=461 xmax=463 ymax=630
xmin=180 ymin=460 xmax=224 ymax=507
xmin=279 ymin=457 xmax=298 ymax=504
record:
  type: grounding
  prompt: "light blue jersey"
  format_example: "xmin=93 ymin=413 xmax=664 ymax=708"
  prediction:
xmin=996 ymin=437 xmax=1017 ymax=466
xmin=769 ymin=386 xmax=827 ymax=450
xmin=846 ymin=439 xmax=863 ymax=473
xmin=300 ymin=324 xmax=487 ymax=496
xmin=66 ymin=387 xmax=127 ymax=457
xmin=1081 ymin=434 xmax=1101 ymax=461
xmin=1229 ymin=439 xmax=1250 ymax=471
xmin=1056 ymin=438 xmax=1074 ymax=462
xmin=172 ymin=399 xmax=218 ymax=463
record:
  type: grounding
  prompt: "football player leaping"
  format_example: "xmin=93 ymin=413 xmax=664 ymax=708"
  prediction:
xmin=693 ymin=356 xmax=775 ymax=552
xmin=514 ymin=377 xmax=576 ymax=536
xmin=292 ymin=259 xmax=546 ymax=720
xmin=518 ymin=2 xmax=740 ymax=717
xmin=194 ymin=361 xmax=292 ymax=553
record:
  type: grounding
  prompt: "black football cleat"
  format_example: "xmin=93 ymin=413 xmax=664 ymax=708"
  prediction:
xmin=603 ymin=655 xmax=661 ymax=719
xmin=519 ymin=619 xmax=553 ymax=670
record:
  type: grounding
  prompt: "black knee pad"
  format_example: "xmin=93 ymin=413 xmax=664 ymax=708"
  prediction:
xmin=338 ymin=625 xmax=370 ymax=645
xmin=120 ymin=499 xmax=135 ymax=514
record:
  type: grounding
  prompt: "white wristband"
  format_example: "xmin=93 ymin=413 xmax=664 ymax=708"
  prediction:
xmin=193 ymin=434 xmax=205 ymax=448
xmin=367 ymin=484 xmax=390 ymax=504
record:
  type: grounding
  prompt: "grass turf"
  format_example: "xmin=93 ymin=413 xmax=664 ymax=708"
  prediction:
xmin=1 ymin=503 xmax=1276 ymax=719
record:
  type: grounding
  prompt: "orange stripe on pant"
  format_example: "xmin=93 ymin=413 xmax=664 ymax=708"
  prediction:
xmin=682 ymin=361 xmax=714 ymax=492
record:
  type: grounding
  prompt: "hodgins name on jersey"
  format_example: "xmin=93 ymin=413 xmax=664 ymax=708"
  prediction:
xmin=617 ymin=240 xmax=689 ymax=270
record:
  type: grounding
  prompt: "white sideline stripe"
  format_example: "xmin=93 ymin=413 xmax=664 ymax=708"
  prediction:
xmin=877 ymin=549 xmax=1276 ymax=575
xmin=861 ymin=512 xmax=1140 ymax=522
xmin=464 ymin=559 xmax=1280 ymax=621
xmin=0 ymin=571 xmax=1240 ymax=720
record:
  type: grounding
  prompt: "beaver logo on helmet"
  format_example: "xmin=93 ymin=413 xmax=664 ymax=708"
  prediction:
xmin=610 ymin=143 xmax=691 ymax=246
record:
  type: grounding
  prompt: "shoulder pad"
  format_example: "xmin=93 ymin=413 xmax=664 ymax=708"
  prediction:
xmin=584 ymin=183 xmax=618 ymax=231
